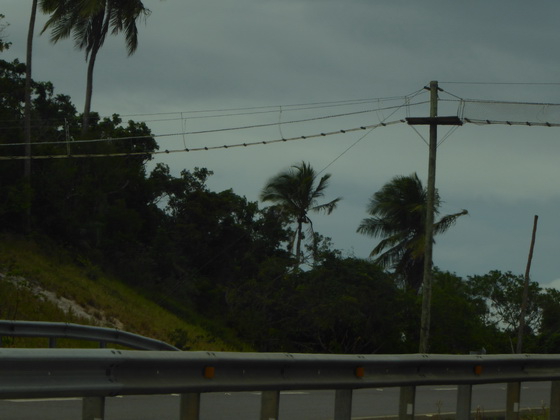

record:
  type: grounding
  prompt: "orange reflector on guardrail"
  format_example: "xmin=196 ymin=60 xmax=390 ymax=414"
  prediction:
xmin=474 ymin=365 xmax=483 ymax=375
xmin=204 ymin=366 xmax=215 ymax=379
xmin=355 ymin=367 xmax=365 ymax=378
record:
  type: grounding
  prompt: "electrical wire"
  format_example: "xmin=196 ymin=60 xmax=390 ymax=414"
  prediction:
xmin=463 ymin=119 xmax=560 ymax=127
xmin=316 ymin=91 xmax=423 ymax=176
xmin=119 ymin=94 xmax=420 ymax=118
xmin=0 ymin=119 xmax=406 ymax=160
xmin=440 ymin=81 xmax=560 ymax=86
xmin=0 ymin=100 xmax=428 ymax=148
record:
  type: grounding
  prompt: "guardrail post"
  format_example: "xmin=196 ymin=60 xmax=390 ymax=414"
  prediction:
xmin=334 ymin=389 xmax=353 ymax=420
xmin=550 ymin=381 xmax=560 ymax=420
xmin=399 ymin=386 xmax=416 ymax=420
xmin=506 ymin=382 xmax=521 ymax=420
xmin=456 ymin=384 xmax=472 ymax=420
xmin=260 ymin=390 xmax=280 ymax=420
xmin=82 ymin=396 xmax=105 ymax=420
xmin=180 ymin=393 xmax=201 ymax=420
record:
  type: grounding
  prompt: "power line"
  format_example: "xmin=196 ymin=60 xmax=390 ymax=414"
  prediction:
xmin=0 ymin=96 xmax=411 ymax=124
xmin=136 ymin=100 xmax=408 ymax=124
xmin=0 ymin=120 xmax=406 ymax=160
xmin=463 ymin=119 xmax=560 ymax=127
xmin=440 ymin=81 xmax=560 ymax=86
xmin=316 ymin=91 xmax=423 ymax=176
xmin=0 ymin=100 xmax=428 ymax=148
xmin=0 ymin=92 xmax=425 ymax=128
xmin=119 ymin=94 xmax=422 ymax=118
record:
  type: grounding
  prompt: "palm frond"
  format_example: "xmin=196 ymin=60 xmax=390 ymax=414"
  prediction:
xmin=434 ymin=209 xmax=468 ymax=235
xmin=372 ymin=237 xmax=408 ymax=267
xmin=311 ymin=197 xmax=341 ymax=215
xmin=357 ymin=216 xmax=403 ymax=238
xmin=40 ymin=0 xmax=149 ymax=57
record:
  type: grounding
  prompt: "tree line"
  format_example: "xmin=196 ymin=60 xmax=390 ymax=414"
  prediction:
xmin=2 ymin=17 xmax=560 ymax=353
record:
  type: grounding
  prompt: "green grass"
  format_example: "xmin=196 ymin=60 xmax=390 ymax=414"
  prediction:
xmin=0 ymin=233 xmax=247 ymax=351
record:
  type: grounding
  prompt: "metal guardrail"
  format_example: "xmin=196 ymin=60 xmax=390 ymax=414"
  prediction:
xmin=2 ymin=321 xmax=560 ymax=420
xmin=5 ymin=350 xmax=560 ymax=397
xmin=3 ymin=349 xmax=560 ymax=420
xmin=0 ymin=320 xmax=179 ymax=351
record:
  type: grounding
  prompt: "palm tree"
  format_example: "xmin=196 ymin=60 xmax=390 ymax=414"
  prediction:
xmin=40 ymin=0 xmax=151 ymax=134
xmin=260 ymin=162 xmax=341 ymax=265
xmin=357 ymin=173 xmax=467 ymax=293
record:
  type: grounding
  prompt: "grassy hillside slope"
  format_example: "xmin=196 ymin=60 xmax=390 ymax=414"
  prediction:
xmin=0 ymin=233 xmax=246 ymax=351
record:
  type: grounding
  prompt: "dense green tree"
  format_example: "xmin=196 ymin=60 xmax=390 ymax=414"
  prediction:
xmin=40 ymin=0 xmax=151 ymax=133
xmin=467 ymin=270 xmax=543 ymax=352
xmin=0 ymin=57 xmax=160 ymax=272
xmin=147 ymin=165 xmax=292 ymax=317
xmin=32 ymin=114 xmax=159 ymax=262
xmin=357 ymin=173 xmax=467 ymax=293
xmin=260 ymin=162 xmax=341 ymax=265
xmin=536 ymin=287 xmax=560 ymax=353
xmin=0 ymin=14 xmax=10 ymax=52
xmin=228 ymin=252 xmax=404 ymax=353
xmin=429 ymin=269 xmax=498 ymax=353
xmin=293 ymin=255 xmax=403 ymax=353
xmin=0 ymin=58 xmax=62 ymax=229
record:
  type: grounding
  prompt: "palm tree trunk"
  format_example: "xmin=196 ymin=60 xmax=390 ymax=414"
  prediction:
xmin=295 ymin=220 xmax=303 ymax=266
xmin=24 ymin=0 xmax=38 ymax=231
xmin=82 ymin=45 xmax=98 ymax=136
xmin=25 ymin=0 xmax=37 ymax=174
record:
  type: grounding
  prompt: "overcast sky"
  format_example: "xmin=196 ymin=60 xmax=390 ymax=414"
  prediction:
xmin=3 ymin=0 xmax=560 ymax=288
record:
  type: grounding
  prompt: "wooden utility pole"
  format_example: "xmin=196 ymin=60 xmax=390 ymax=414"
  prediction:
xmin=419 ymin=81 xmax=438 ymax=354
xmin=406 ymin=81 xmax=462 ymax=353
xmin=516 ymin=215 xmax=539 ymax=354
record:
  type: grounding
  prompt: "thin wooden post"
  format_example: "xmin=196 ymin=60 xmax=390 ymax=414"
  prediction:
xmin=517 ymin=214 xmax=538 ymax=353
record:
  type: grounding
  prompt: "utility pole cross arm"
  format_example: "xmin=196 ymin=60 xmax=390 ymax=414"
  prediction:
xmin=406 ymin=116 xmax=463 ymax=126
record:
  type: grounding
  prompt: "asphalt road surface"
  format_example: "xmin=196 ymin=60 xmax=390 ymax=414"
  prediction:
xmin=0 ymin=382 xmax=551 ymax=420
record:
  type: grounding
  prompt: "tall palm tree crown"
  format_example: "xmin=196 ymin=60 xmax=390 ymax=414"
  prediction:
xmin=357 ymin=173 xmax=467 ymax=292
xmin=260 ymin=162 xmax=341 ymax=264
xmin=40 ymin=0 xmax=150 ymax=133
